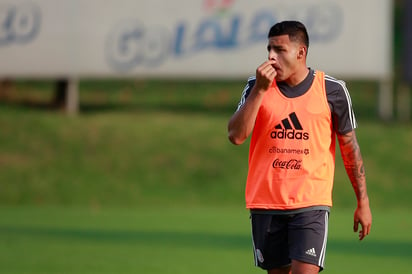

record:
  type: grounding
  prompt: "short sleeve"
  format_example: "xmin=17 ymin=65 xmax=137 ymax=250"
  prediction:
xmin=236 ymin=76 xmax=256 ymax=112
xmin=325 ymin=76 xmax=358 ymax=134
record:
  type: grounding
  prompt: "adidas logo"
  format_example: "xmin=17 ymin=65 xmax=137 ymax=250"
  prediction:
xmin=270 ymin=112 xmax=309 ymax=140
xmin=305 ymin=248 xmax=317 ymax=257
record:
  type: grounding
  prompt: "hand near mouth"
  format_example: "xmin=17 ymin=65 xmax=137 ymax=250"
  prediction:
xmin=255 ymin=60 xmax=277 ymax=91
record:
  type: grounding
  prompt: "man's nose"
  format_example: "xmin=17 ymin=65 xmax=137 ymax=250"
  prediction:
xmin=268 ymin=50 xmax=277 ymax=60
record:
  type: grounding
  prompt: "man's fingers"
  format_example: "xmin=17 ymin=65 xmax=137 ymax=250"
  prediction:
xmin=353 ymin=219 xmax=359 ymax=232
xmin=258 ymin=61 xmax=276 ymax=75
xmin=254 ymin=60 xmax=277 ymax=91
xmin=357 ymin=222 xmax=371 ymax=241
xmin=359 ymin=230 xmax=365 ymax=240
xmin=261 ymin=64 xmax=273 ymax=75
xmin=261 ymin=60 xmax=276 ymax=67
xmin=359 ymin=226 xmax=367 ymax=240
xmin=363 ymin=223 xmax=371 ymax=237
xmin=258 ymin=60 xmax=276 ymax=72
xmin=366 ymin=223 xmax=371 ymax=235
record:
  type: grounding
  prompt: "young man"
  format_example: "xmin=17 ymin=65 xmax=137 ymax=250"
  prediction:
xmin=227 ymin=21 xmax=372 ymax=274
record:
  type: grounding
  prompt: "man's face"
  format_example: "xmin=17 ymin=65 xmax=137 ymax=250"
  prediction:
xmin=267 ymin=34 xmax=303 ymax=82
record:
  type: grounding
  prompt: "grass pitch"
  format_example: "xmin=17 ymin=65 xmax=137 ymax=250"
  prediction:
xmin=0 ymin=206 xmax=411 ymax=274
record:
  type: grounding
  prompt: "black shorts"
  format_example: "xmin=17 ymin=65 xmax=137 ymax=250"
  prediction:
xmin=250 ymin=210 xmax=329 ymax=271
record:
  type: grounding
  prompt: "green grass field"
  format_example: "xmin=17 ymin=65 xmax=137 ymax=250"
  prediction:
xmin=0 ymin=79 xmax=411 ymax=273
xmin=0 ymin=206 xmax=411 ymax=274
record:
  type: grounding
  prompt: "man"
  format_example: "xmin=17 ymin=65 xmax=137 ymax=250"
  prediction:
xmin=227 ymin=21 xmax=372 ymax=274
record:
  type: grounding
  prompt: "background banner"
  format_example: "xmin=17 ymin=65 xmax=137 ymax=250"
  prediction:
xmin=0 ymin=0 xmax=393 ymax=79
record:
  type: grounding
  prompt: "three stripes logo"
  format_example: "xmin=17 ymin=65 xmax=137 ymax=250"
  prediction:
xmin=270 ymin=112 xmax=309 ymax=140
xmin=305 ymin=248 xmax=317 ymax=257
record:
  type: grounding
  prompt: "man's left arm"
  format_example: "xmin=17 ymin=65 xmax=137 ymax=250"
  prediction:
xmin=337 ymin=130 xmax=372 ymax=240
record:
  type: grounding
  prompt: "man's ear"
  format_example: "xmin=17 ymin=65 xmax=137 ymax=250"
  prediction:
xmin=298 ymin=46 xmax=306 ymax=59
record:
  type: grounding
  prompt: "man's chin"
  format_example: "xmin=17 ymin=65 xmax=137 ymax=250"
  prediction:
xmin=275 ymin=74 xmax=284 ymax=82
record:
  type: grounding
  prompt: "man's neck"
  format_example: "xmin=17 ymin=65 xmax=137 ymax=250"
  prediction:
xmin=283 ymin=67 xmax=310 ymax=87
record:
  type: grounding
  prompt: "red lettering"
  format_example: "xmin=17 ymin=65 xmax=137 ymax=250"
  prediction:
xmin=272 ymin=159 xmax=302 ymax=170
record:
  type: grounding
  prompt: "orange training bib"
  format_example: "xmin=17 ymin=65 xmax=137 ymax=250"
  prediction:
xmin=245 ymin=71 xmax=336 ymax=210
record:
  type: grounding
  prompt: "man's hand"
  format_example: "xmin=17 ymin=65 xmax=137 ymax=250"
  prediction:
xmin=254 ymin=60 xmax=277 ymax=91
xmin=353 ymin=200 xmax=372 ymax=240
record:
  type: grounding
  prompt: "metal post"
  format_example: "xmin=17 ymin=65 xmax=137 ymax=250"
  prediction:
xmin=399 ymin=0 xmax=412 ymax=121
xmin=397 ymin=83 xmax=411 ymax=121
xmin=66 ymin=78 xmax=79 ymax=115
xmin=378 ymin=79 xmax=393 ymax=121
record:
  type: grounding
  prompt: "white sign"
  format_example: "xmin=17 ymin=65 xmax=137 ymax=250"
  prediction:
xmin=0 ymin=0 xmax=393 ymax=79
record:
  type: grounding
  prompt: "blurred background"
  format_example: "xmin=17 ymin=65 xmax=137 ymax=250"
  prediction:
xmin=0 ymin=0 xmax=411 ymax=273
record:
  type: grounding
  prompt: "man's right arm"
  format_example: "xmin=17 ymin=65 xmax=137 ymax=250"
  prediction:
xmin=227 ymin=60 xmax=277 ymax=145
xmin=227 ymin=85 xmax=265 ymax=145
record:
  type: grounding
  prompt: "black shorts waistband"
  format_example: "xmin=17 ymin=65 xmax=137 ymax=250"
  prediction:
xmin=250 ymin=205 xmax=330 ymax=215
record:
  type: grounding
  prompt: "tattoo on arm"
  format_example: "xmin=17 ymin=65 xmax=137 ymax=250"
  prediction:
xmin=338 ymin=131 xmax=368 ymax=203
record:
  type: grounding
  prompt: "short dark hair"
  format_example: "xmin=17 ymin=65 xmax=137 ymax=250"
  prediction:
xmin=268 ymin=21 xmax=309 ymax=49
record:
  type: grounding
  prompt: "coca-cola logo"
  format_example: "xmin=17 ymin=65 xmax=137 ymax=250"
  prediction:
xmin=272 ymin=159 xmax=302 ymax=170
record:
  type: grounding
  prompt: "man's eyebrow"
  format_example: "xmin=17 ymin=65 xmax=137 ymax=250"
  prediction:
xmin=267 ymin=45 xmax=284 ymax=51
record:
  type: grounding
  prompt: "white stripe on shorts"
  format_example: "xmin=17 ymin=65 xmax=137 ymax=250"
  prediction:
xmin=250 ymin=217 xmax=258 ymax=266
xmin=318 ymin=212 xmax=329 ymax=267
